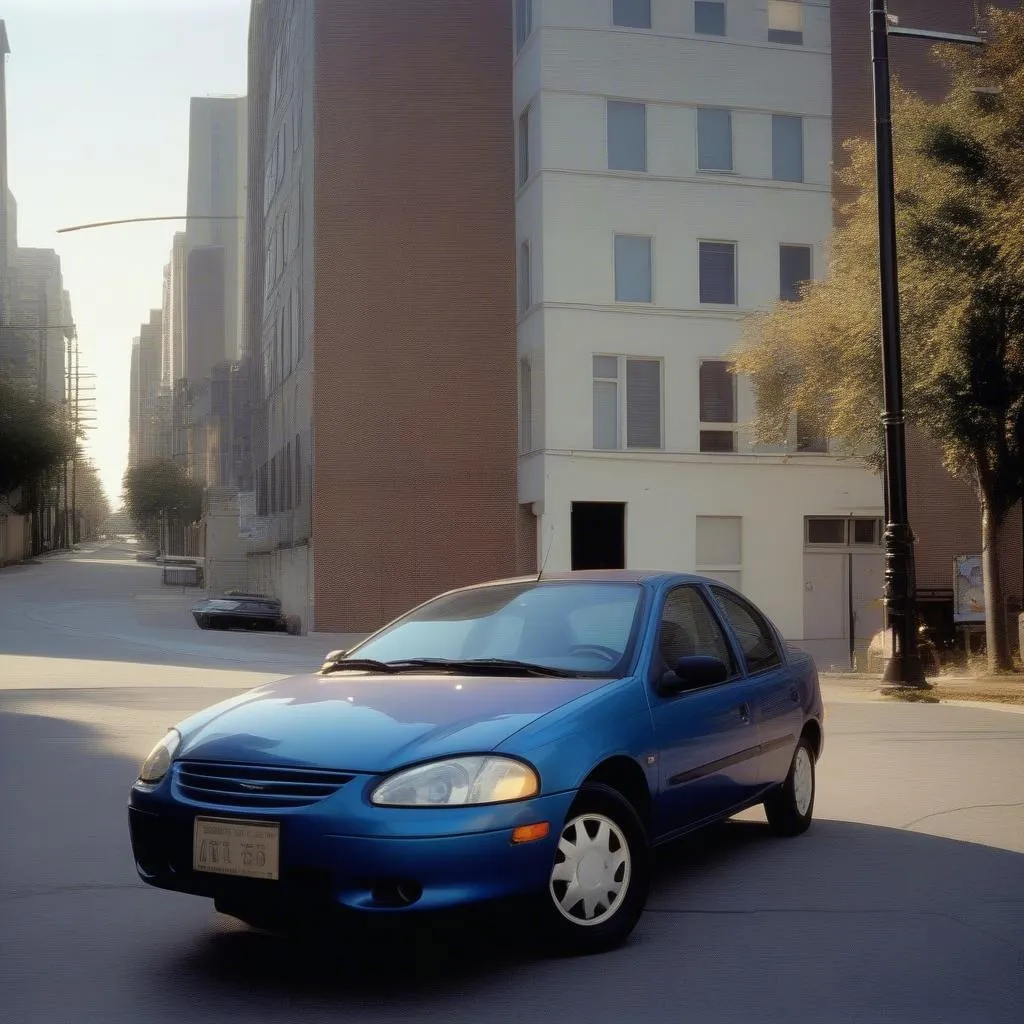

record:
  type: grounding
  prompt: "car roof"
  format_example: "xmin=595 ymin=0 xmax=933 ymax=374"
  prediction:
xmin=467 ymin=570 xmax=705 ymax=587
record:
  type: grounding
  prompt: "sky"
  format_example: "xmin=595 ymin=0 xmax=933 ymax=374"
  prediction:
xmin=4 ymin=0 xmax=249 ymax=505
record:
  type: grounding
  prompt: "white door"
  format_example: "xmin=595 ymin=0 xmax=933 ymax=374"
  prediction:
xmin=802 ymin=551 xmax=849 ymax=670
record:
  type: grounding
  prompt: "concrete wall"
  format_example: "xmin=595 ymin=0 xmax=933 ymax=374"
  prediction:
xmin=526 ymin=451 xmax=881 ymax=644
xmin=247 ymin=543 xmax=313 ymax=632
xmin=0 ymin=512 xmax=29 ymax=566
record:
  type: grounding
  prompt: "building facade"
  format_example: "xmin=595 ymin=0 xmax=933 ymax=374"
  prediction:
xmin=243 ymin=0 xmax=529 ymax=632
xmin=237 ymin=0 xmax=1018 ymax=659
xmin=127 ymin=309 xmax=171 ymax=468
xmin=2 ymin=247 xmax=73 ymax=405
xmin=513 ymin=0 xmax=883 ymax=666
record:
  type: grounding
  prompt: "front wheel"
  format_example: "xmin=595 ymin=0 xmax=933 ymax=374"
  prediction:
xmin=538 ymin=783 xmax=649 ymax=955
xmin=764 ymin=738 xmax=815 ymax=836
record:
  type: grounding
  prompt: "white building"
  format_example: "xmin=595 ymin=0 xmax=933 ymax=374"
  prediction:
xmin=514 ymin=0 xmax=884 ymax=667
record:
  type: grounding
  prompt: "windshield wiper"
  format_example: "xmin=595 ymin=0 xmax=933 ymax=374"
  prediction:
xmin=387 ymin=658 xmax=581 ymax=678
xmin=319 ymin=658 xmax=400 ymax=675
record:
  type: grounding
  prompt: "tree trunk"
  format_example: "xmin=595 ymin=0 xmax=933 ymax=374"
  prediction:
xmin=980 ymin=499 xmax=1013 ymax=673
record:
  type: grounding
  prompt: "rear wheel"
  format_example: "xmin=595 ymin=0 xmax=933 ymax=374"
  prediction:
xmin=764 ymin=738 xmax=815 ymax=836
xmin=538 ymin=783 xmax=649 ymax=955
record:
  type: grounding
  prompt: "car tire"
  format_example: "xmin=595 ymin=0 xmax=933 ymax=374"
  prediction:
xmin=538 ymin=782 xmax=649 ymax=956
xmin=764 ymin=737 xmax=815 ymax=837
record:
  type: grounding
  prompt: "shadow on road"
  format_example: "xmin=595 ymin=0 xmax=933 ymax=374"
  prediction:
xmin=2 ymin=705 xmax=1021 ymax=1022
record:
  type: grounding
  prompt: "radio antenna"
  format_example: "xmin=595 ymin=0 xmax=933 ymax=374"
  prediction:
xmin=536 ymin=521 xmax=555 ymax=582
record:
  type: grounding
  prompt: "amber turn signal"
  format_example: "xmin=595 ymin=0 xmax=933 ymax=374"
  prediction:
xmin=511 ymin=822 xmax=550 ymax=844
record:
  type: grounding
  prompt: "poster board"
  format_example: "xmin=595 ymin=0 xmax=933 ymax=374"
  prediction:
xmin=953 ymin=554 xmax=985 ymax=623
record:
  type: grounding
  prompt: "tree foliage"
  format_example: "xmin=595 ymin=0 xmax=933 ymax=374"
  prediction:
xmin=733 ymin=8 xmax=1024 ymax=671
xmin=0 ymin=376 xmax=77 ymax=500
xmin=122 ymin=458 xmax=203 ymax=536
xmin=74 ymin=460 xmax=111 ymax=541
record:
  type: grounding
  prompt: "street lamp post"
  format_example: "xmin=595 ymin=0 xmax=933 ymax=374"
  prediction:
xmin=869 ymin=0 xmax=985 ymax=687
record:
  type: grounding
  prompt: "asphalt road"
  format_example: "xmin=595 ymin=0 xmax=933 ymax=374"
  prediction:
xmin=1 ymin=547 xmax=1022 ymax=1023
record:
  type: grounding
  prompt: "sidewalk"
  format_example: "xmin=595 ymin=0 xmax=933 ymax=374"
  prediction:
xmin=821 ymin=671 xmax=1024 ymax=708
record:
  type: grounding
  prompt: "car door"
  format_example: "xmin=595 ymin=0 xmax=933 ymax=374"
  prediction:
xmin=708 ymin=585 xmax=801 ymax=789
xmin=649 ymin=585 xmax=761 ymax=838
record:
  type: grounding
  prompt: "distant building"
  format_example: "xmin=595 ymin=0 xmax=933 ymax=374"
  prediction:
xmin=177 ymin=97 xmax=249 ymax=493
xmin=2 ymin=247 xmax=73 ymax=404
xmin=127 ymin=309 xmax=171 ymax=467
xmin=185 ymin=96 xmax=247 ymax=372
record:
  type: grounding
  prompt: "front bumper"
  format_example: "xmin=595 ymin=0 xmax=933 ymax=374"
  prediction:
xmin=129 ymin=774 xmax=574 ymax=917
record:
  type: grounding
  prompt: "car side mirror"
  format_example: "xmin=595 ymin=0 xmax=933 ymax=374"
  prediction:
xmin=658 ymin=655 xmax=729 ymax=695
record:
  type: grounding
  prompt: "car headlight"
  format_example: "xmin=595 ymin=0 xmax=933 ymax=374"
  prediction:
xmin=138 ymin=729 xmax=181 ymax=784
xmin=371 ymin=756 xmax=539 ymax=807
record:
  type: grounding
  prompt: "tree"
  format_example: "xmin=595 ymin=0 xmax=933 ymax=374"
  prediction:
xmin=73 ymin=461 xmax=111 ymax=541
xmin=733 ymin=8 xmax=1024 ymax=673
xmin=0 ymin=376 xmax=77 ymax=503
xmin=122 ymin=458 xmax=203 ymax=545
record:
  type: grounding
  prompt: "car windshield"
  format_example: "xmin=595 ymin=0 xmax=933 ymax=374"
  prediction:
xmin=347 ymin=581 xmax=644 ymax=677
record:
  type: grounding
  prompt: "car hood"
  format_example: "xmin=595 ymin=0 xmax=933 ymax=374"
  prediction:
xmin=175 ymin=672 xmax=613 ymax=772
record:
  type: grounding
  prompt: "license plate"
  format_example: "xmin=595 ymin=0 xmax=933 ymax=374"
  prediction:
xmin=193 ymin=817 xmax=280 ymax=880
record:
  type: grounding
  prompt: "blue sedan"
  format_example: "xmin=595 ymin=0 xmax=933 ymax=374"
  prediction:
xmin=129 ymin=571 xmax=823 ymax=954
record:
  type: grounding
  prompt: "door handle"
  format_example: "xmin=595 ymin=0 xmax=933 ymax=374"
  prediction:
xmin=738 ymin=702 xmax=751 ymax=723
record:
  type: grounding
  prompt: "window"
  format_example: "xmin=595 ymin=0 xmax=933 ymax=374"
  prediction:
xmin=697 ymin=108 xmax=733 ymax=172
xmin=626 ymin=358 xmax=662 ymax=448
xmin=804 ymin=517 xmax=883 ymax=545
xmin=593 ymin=355 xmax=663 ymax=450
xmin=593 ymin=356 xmax=620 ymax=450
xmin=696 ymin=516 xmax=742 ymax=590
xmin=284 ymin=441 xmax=293 ymax=511
xmin=614 ymin=234 xmax=653 ymax=303
xmin=517 ymin=107 xmax=531 ymax=186
xmin=768 ymin=1 xmax=803 ymax=44
xmin=515 ymin=0 xmax=533 ymax=52
xmin=607 ymin=100 xmax=647 ymax=172
xmin=699 ymin=360 xmax=737 ymax=453
xmin=772 ymin=114 xmax=804 ymax=182
xmin=699 ymin=241 xmax=736 ymax=305
xmin=710 ymin=587 xmax=783 ymax=674
xmin=291 ymin=286 xmax=301 ymax=361
xmin=796 ymin=412 xmax=828 ymax=453
xmin=854 ymin=518 xmax=882 ymax=545
xmin=613 ymin=0 xmax=651 ymax=29
xmin=806 ymin=517 xmax=847 ymax=545
xmin=694 ymin=1 xmax=726 ymax=35
xmin=658 ymin=587 xmax=736 ymax=674
xmin=518 ymin=240 xmax=532 ymax=315
xmin=519 ymin=358 xmax=533 ymax=452
xmin=780 ymin=244 xmax=812 ymax=301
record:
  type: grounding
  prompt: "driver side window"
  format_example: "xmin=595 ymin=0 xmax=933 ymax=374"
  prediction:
xmin=709 ymin=587 xmax=782 ymax=674
xmin=658 ymin=587 xmax=736 ymax=677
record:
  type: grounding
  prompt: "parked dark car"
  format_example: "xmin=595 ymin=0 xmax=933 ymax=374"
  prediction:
xmin=192 ymin=593 xmax=288 ymax=632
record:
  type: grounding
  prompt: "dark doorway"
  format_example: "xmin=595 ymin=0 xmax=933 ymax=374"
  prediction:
xmin=571 ymin=502 xmax=626 ymax=570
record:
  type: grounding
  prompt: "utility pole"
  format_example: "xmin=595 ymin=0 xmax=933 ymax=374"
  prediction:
xmin=869 ymin=0 xmax=985 ymax=687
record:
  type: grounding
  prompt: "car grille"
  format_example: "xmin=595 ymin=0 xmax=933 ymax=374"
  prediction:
xmin=175 ymin=761 xmax=356 ymax=808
